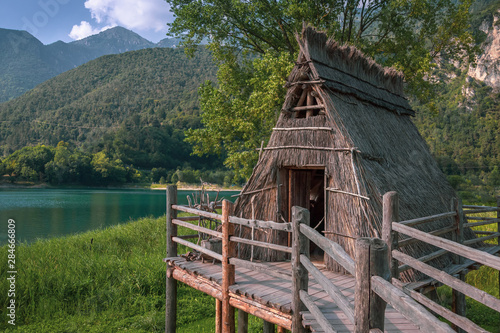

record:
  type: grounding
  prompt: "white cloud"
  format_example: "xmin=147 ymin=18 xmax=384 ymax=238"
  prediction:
xmin=84 ymin=0 xmax=172 ymax=32
xmin=69 ymin=21 xmax=114 ymax=40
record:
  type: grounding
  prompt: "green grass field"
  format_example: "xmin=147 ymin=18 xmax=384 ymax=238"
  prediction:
xmin=1 ymin=207 xmax=498 ymax=332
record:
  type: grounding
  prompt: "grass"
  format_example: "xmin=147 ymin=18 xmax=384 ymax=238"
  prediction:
xmin=0 ymin=215 xmax=279 ymax=332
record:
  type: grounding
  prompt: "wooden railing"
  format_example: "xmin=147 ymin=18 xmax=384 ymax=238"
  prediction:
xmin=165 ymin=185 xmax=476 ymax=333
xmin=382 ymin=191 xmax=500 ymax=333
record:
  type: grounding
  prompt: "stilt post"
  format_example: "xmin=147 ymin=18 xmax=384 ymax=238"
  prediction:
xmin=263 ymin=320 xmax=274 ymax=333
xmin=291 ymin=206 xmax=310 ymax=333
xmin=237 ymin=310 xmax=248 ymax=333
xmin=222 ymin=200 xmax=235 ymax=333
xmin=166 ymin=185 xmax=177 ymax=333
xmin=216 ymin=299 xmax=222 ymax=333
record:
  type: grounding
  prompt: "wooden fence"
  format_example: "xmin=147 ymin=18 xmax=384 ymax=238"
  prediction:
xmin=164 ymin=186 xmax=490 ymax=333
xmin=382 ymin=191 xmax=500 ymax=333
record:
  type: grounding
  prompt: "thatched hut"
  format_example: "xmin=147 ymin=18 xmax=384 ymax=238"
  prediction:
xmin=233 ymin=26 xmax=474 ymax=279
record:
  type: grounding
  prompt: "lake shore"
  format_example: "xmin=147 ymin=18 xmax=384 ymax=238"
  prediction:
xmin=0 ymin=181 xmax=242 ymax=192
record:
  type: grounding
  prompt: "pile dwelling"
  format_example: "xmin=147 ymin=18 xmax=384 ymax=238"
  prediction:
xmin=164 ymin=26 xmax=500 ymax=333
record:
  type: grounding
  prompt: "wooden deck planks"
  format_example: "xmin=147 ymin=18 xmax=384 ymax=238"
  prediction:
xmin=168 ymin=258 xmax=425 ymax=332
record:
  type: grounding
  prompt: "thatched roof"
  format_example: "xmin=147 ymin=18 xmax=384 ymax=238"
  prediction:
xmin=233 ymin=26 xmax=476 ymax=280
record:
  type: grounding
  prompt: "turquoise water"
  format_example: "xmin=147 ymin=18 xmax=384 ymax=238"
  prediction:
xmin=0 ymin=188 xmax=238 ymax=245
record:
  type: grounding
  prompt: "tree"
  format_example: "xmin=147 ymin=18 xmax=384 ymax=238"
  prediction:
xmin=168 ymin=0 xmax=476 ymax=179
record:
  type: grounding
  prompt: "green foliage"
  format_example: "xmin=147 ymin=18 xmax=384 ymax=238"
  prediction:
xmin=0 ymin=47 xmax=218 ymax=169
xmin=0 ymin=145 xmax=55 ymax=182
xmin=186 ymin=52 xmax=294 ymax=179
xmin=413 ymin=71 xmax=500 ymax=200
xmin=170 ymin=0 xmax=476 ymax=179
xmin=0 ymin=143 xmax=142 ymax=186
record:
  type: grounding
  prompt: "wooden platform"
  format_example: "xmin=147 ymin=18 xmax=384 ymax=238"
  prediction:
xmin=165 ymin=257 xmax=422 ymax=332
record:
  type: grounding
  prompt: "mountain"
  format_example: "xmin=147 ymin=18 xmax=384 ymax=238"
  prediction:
xmin=411 ymin=0 xmax=500 ymax=198
xmin=0 ymin=47 xmax=218 ymax=169
xmin=0 ymin=27 xmax=183 ymax=103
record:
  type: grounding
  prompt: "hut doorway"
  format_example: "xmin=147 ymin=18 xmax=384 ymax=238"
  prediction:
xmin=279 ymin=167 xmax=325 ymax=262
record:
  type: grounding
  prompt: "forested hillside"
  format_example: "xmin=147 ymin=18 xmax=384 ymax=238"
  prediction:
xmin=412 ymin=0 xmax=500 ymax=200
xmin=0 ymin=27 xmax=182 ymax=102
xmin=0 ymin=47 xmax=220 ymax=170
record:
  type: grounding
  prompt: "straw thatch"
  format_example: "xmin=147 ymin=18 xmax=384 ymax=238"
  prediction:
xmin=233 ymin=26 xmax=476 ymax=281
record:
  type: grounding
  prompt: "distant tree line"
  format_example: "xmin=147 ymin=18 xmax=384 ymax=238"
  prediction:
xmin=0 ymin=142 xmax=238 ymax=187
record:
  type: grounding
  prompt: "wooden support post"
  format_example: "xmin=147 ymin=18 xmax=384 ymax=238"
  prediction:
xmin=355 ymin=238 xmax=371 ymax=333
xmin=222 ymin=200 xmax=235 ymax=333
xmin=166 ymin=185 xmax=178 ymax=333
xmin=355 ymin=238 xmax=389 ymax=333
xmin=497 ymin=196 xmax=500 ymax=326
xmin=291 ymin=206 xmax=310 ymax=333
xmin=369 ymin=238 xmax=390 ymax=330
xmin=237 ymin=309 xmax=248 ymax=333
xmin=382 ymin=191 xmax=400 ymax=280
xmin=452 ymin=198 xmax=466 ymax=333
xmin=263 ymin=320 xmax=274 ymax=333
xmin=216 ymin=299 xmax=223 ymax=333
xmin=306 ymin=90 xmax=315 ymax=118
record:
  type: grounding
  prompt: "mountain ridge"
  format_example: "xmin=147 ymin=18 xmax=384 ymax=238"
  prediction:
xmin=0 ymin=26 xmax=183 ymax=102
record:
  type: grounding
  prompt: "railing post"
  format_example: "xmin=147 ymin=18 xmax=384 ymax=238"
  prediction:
xmin=166 ymin=185 xmax=177 ymax=333
xmin=452 ymin=198 xmax=466 ymax=333
xmin=222 ymin=199 xmax=235 ymax=333
xmin=382 ymin=191 xmax=400 ymax=280
xmin=497 ymin=196 xmax=500 ymax=326
xmin=355 ymin=238 xmax=390 ymax=333
xmin=291 ymin=206 xmax=310 ymax=333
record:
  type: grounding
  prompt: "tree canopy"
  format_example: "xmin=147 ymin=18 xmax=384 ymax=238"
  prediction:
xmin=168 ymin=0 xmax=476 ymax=179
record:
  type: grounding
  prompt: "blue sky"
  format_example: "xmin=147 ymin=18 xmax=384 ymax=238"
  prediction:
xmin=0 ymin=0 xmax=174 ymax=44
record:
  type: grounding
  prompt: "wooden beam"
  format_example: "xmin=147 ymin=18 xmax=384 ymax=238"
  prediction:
xmin=222 ymin=200 xmax=235 ymax=333
xmin=263 ymin=320 xmax=275 ymax=333
xmin=172 ymin=237 xmax=223 ymax=261
xmin=216 ymin=299 xmax=222 ymax=333
xmin=291 ymin=206 xmax=309 ymax=333
xmin=238 ymin=310 xmax=248 ymax=333
xmin=229 ymin=216 xmax=292 ymax=231
xmin=382 ymin=191 xmax=400 ymax=280
xmin=369 ymin=239 xmax=389 ymax=331
xmin=172 ymin=204 xmax=222 ymax=220
xmin=273 ymin=127 xmax=334 ymax=131
xmin=371 ymin=276 xmax=454 ymax=332
xmin=230 ymin=236 xmax=292 ymax=254
xmin=398 ymin=211 xmax=457 ymax=227
xmin=299 ymin=290 xmax=336 ymax=333
xmin=392 ymin=279 xmax=488 ymax=333
xmin=392 ymin=222 xmax=500 ymax=271
xmin=172 ymin=218 xmax=223 ymax=238
xmin=464 ymin=207 xmax=500 ymax=214
xmin=300 ymin=254 xmax=355 ymax=324
xmin=165 ymin=185 xmax=177 ymax=333
xmin=355 ymin=238 xmax=371 ymax=333
xmin=393 ymin=250 xmax=500 ymax=312
xmin=299 ymin=224 xmax=355 ymax=276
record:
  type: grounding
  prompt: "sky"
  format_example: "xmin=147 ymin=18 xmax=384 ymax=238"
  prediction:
xmin=0 ymin=0 xmax=175 ymax=44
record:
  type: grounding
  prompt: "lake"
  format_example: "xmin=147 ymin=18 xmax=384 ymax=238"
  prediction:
xmin=0 ymin=188 xmax=238 ymax=245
